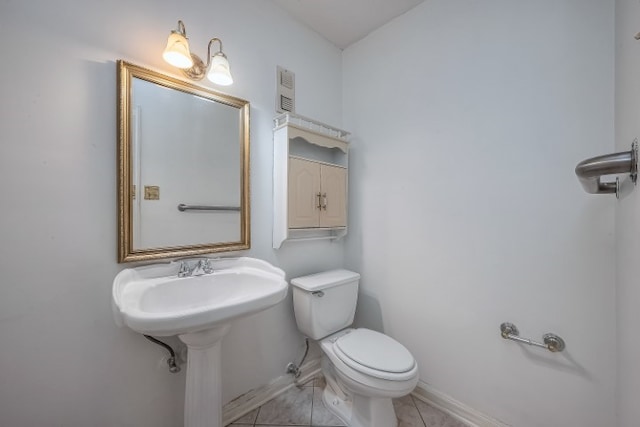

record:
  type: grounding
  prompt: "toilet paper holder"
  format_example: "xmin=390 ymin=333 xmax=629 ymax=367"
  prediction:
xmin=500 ymin=322 xmax=565 ymax=353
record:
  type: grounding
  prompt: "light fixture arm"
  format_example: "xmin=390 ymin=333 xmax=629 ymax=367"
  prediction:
xmin=176 ymin=20 xmax=187 ymax=37
xmin=204 ymin=38 xmax=225 ymax=69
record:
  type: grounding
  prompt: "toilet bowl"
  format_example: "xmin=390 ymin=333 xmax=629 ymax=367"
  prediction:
xmin=290 ymin=270 xmax=419 ymax=427
xmin=319 ymin=328 xmax=419 ymax=427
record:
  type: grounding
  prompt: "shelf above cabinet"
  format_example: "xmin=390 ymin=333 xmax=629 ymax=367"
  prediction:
xmin=274 ymin=113 xmax=349 ymax=152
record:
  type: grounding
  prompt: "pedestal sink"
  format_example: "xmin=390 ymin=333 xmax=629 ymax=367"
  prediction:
xmin=112 ymin=257 xmax=288 ymax=427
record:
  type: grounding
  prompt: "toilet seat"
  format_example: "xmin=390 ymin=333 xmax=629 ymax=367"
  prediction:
xmin=333 ymin=329 xmax=417 ymax=381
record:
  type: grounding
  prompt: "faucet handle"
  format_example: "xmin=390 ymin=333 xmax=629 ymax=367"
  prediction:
xmin=202 ymin=258 xmax=214 ymax=274
xmin=178 ymin=261 xmax=190 ymax=277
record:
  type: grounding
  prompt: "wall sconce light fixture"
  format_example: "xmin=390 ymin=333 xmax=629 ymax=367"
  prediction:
xmin=162 ymin=20 xmax=233 ymax=86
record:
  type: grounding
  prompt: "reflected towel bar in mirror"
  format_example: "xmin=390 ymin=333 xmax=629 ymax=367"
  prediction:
xmin=177 ymin=204 xmax=241 ymax=212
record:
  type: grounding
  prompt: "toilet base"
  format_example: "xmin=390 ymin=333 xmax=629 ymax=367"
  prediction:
xmin=321 ymin=361 xmax=398 ymax=427
xmin=322 ymin=382 xmax=352 ymax=425
xmin=322 ymin=382 xmax=398 ymax=427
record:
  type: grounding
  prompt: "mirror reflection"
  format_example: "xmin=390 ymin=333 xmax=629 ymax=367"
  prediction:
xmin=118 ymin=61 xmax=250 ymax=262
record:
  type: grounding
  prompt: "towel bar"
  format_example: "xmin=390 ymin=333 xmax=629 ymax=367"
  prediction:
xmin=500 ymin=322 xmax=565 ymax=353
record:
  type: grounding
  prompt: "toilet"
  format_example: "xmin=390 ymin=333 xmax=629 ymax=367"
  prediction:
xmin=291 ymin=269 xmax=419 ymax=427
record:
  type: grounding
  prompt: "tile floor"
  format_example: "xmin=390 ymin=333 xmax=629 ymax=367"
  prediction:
xmin=227 ymin=374 xmax=467 ymax=427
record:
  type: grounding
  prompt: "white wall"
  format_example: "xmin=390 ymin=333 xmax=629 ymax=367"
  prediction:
xmin=343 ymin=1 xmax=616 ymax=426
xmin=614 ymin=1 xmax=640 ymax=426
xmin=0 ymin=1 xmax=344 ymax=426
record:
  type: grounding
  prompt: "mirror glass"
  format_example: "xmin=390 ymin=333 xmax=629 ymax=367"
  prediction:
xmin=118 ymin=61 xmax=250 ymax=262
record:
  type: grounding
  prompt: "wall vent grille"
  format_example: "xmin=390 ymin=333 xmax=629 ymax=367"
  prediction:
xmin=280 ymin=95 xmax=294 ymax=113
xmin=277 ymin=66 xmax=295 ymax=113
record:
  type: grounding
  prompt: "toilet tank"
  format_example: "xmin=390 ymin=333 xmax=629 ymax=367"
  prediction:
xmin=290 ymin=269 xmax=360 ymax=340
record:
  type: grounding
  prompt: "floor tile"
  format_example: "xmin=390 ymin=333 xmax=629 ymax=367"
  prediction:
xmin=314 ymin=374 xmax=326 ymax=389
xmin=413 ymin=398 xmax=467 ymax=427
xmin=311 ymin=386 xmax=345 ymax=426
xmin=228 ymin=371 xmax=467 ymax=427
xmin=393 ymin=395 xmax=426 ymax=427
xmin=254 ymin=386 xmax=313 ymax=425
xmin=228 ymin=407 xmax=259 ymax=425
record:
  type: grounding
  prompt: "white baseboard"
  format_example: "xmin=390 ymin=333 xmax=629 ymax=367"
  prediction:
xmin=222 ymin=358 xmax=321 ymax=425
xmin=411 ymin=381 xmax=511 ymax=427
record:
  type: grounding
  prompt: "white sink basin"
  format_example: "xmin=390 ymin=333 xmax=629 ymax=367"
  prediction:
xmin=112 ymin=257 xmax=288 ymax=336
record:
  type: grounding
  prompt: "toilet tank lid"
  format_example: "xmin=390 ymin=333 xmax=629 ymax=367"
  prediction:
xmin=290 ymin=269 xmax=360 ymax=292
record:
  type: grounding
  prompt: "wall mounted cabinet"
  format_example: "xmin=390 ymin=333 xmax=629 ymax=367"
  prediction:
xmin=273 ymin=113 xmax=350 ymax=248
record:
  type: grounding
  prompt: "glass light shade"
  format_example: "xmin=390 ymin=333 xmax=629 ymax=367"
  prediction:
xmin=207 ymin=54 xmax=233 ymax=86
xmin=163 ymin=32 xmax=193 ymax=69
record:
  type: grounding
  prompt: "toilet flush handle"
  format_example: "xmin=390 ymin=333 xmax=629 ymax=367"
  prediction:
xmin=312 ymin=291 xmax=325 ymax=297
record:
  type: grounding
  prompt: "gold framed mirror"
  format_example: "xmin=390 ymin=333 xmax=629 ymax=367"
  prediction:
xmin=117 ymin=60 xmax=250 ymax=262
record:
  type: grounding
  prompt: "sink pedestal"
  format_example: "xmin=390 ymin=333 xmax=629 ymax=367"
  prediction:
xmin=179 ymin=324 xmax=231 ymax=427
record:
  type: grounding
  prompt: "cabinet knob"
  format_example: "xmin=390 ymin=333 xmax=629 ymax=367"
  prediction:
xmin=317 ymin=192 xmax=322 ymax=210
xmin=322 ymin=193 xmax=328 ymax=210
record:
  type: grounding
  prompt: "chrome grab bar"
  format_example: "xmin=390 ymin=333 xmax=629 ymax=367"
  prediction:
xmin=177 ymin=204 xmax=240 ymax=212
xmin=574 ymin=140 xmax=637 ymax=197
xmin=500 ymin=323 xmax=565 ymax=353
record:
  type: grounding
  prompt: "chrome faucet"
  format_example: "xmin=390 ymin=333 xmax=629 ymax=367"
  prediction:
xmin=178 ymin=259 xmax=214 ymax=278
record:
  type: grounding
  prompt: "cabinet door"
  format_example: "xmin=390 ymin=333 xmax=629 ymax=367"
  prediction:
xmin=288 ymin=157 xmax=321 ymax=228
xmin=319 ymin=164 xmax=347 ymax=228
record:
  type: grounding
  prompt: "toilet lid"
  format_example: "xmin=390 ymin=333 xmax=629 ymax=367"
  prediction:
xmin=334 ymin=329 xmax=415 ymax=375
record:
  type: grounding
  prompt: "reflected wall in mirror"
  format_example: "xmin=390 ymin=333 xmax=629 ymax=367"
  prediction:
xmin=117 ymin=60 xmax=250 ymax=262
